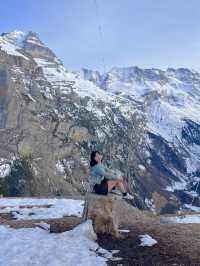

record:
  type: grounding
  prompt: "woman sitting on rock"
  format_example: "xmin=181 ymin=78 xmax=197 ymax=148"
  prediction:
xmin=90 ymin=150 xmax=133 ymax=199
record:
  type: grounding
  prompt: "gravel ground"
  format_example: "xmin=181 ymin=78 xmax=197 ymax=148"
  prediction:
xmin=98 ymin=221 xmax=200 ymax=266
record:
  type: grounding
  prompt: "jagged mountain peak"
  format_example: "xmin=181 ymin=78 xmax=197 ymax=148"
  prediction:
xmin=1 ymin=30 xmax=45 ymax=48
xmin=1 ymin=30 xmax=26 ymax=46
xmin=0 ymin=30 xmax=57 ymax=62
xmin=81 ymin=65 xmax=200 ymax=86
xmin=24 ymin=31 xmax=45 ymax=47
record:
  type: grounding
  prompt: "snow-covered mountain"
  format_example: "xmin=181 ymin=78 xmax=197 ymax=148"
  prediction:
xmin=79 ymin=66 xmax=200 ymax=209
xmin=0 ymin=30 xmax=199 ymax=214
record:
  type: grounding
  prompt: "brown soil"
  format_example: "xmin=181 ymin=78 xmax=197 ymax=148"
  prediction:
xmin=98 ymin=221 xmax=200 ymax=266
xmin=0 ymin=216 xmax=82 ymax=232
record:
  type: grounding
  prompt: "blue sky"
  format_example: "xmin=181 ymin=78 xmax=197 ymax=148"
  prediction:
xmin=1 ymin=0 xmax=200 ymax=72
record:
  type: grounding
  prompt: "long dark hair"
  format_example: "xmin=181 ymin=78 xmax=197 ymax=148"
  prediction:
xmin=90 ymin=150 xmax=102 ymax=167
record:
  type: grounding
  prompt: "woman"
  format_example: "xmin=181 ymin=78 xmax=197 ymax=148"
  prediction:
xmin=90 ymin=150 xmax=133 ymax=199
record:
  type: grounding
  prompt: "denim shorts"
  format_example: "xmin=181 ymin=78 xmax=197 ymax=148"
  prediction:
xmin=93 ymin=178 xmax=108 ymax=195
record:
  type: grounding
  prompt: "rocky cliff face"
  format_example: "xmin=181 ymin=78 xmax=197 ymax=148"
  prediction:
xmin=0 ymin=30 xmax=199 ymax=214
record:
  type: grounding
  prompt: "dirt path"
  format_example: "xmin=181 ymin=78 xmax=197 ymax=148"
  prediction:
xmin=98 ymin=221 xmax=200 ymax=266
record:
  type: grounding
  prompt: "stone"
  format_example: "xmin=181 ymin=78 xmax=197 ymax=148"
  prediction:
xmin=83 ymin=194 xmax=119 ymax=237
xmin=83 ymin=193 xmax=152 ymax=237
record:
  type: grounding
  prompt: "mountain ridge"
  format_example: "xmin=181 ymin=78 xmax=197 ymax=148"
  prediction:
xmin=0 ymin=30 xmax=200 ymax=214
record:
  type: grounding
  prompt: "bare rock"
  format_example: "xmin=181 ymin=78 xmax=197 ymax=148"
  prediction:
xmin=83 ymin=193 xmax=155 ymax=237
xmin=83 ymin=194 xmax=119 ymax=237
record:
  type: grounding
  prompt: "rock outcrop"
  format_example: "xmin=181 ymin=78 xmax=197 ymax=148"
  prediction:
xmin=83 ymin=193 xmax=153 ymax=236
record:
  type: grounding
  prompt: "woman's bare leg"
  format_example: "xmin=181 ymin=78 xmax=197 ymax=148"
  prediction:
xmin=107 ymin=180 xmax=118 ymax=192
xmin=107 ymin=180 xmax=126 ymax=193
xmin=115 ymin=180 xmax=126 ymax=193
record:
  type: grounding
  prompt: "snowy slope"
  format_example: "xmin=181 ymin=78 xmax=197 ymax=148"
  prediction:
xmin=34 ymin=58 xmax=114 ymax=103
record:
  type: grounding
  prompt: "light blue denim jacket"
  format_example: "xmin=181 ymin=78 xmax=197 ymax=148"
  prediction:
xmin=90 ymin=163 xmax=121 ymax=185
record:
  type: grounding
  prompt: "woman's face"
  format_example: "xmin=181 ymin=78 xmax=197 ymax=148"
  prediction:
xmin=95 ymin=152 xmax=102 ymax=163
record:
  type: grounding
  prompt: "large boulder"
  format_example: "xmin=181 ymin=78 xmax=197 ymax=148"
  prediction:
xmin=83 ymin=193 xmax=154 ymax=237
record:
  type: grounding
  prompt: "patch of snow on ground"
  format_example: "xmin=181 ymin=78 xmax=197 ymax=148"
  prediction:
xmin=0 ymin=198 xmax=84 ymax=219
xmin=139 ymin=234 xmax=158 ymax=247
xmin=0 ymin=198 xmax=58 ymax=207
xmin=184 ymin=204 xmax=200 ymax=212
xmin=161 ymin=214 xmax=200 ymax=224
xmin=0 ymin=220 xmax=112 ymax=266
